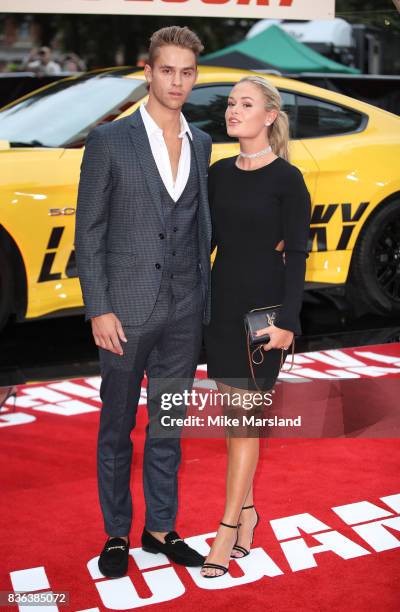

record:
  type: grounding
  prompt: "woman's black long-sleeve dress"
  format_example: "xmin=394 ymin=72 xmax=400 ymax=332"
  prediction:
xmin=204 ymin=155 xmax=311 ymax=391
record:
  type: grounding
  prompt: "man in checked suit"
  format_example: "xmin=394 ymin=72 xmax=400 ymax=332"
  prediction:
xmin=75 ymin=26 xmax=212 ymax=578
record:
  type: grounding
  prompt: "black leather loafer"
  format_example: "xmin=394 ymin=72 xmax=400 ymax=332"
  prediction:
xmin=98 ymin=536 xmax=130 ymax=578
xmin=142 ymin=529 xmax=205 ymax=567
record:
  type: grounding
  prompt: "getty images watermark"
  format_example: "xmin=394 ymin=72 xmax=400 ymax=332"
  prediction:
xmin=157 ymin=388 xmax=302 ymax=432
xmin=145 ymin=376 xmax=400 ymax=439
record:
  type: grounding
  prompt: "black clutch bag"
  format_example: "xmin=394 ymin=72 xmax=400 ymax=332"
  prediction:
xmin=244 ymin=304 xmax=282 ymax=346
xmin=243 ymin=304 xmax=295 ymax=391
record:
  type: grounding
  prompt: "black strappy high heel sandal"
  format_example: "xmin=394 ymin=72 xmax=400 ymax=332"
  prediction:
xmin=201 ymin=521 xmax=240 ymax=578
xmin=231 ymin=505 xmax=260 ymax=558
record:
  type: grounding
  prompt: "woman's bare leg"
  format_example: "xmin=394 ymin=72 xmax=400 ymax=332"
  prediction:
xmin=230 ymin=382 xmax=274 ymax=557
xmin=227 ymin=388 xmax=260 ymax=559
xmin=201 ymin=382 xmax=260 ymax=577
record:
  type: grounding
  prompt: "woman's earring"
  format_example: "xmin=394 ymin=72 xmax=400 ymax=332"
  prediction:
xmin=265 ymin=122 xmax=270 ymax=126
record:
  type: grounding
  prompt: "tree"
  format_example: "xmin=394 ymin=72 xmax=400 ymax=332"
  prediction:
xmin=55 ymin=14 xmax=255 ymax=68
xmin=336 ymin=0 xmax=400 ymax=33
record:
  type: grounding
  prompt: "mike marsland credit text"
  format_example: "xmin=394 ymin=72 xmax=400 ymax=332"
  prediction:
xmin=160 ymin=415 xmax=302 ymax=428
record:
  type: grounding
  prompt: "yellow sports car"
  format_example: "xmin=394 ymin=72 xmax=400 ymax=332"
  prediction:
xmin=0 ymin=66 xmax=399 ymax=330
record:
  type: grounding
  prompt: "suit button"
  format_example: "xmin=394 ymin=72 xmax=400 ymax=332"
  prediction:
xmin=172 ymin=251 xmax=176 ymax=256
xmin=155 ymin=263 xmax=161 ymax=270
xmin=170 ymin=274 xmax=174 ymax=279
xmin=159 ymin=233 xmax=165 ymax=240
xmin=173 ymin=227 xmax=178 ymax=232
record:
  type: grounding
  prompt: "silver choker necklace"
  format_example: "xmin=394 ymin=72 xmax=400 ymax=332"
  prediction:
xmin=239 ymin=145 xmax=272 ymax=159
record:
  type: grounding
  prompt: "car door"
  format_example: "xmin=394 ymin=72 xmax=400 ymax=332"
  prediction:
xmin=294 ymin=93 xmax=368 ymax=286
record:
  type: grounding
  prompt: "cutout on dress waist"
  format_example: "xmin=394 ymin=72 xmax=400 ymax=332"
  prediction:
xmin=274 ymin=240 xmax=285 ymax=264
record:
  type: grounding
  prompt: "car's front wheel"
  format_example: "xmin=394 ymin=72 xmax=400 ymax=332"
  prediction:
xmin=347 ymin=198 xmax=400 ymax=316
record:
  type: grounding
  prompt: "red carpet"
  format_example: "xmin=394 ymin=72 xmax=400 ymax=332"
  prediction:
xmin=1 ymin=343 xmax=399 ymax=611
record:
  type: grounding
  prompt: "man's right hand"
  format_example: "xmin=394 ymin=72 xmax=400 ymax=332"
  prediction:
xmin=91 ymin=313 xmax=127 ymax=355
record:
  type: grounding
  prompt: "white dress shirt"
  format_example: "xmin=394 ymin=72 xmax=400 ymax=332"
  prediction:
xmin=139 ymin=103 xmax=192 ymax=202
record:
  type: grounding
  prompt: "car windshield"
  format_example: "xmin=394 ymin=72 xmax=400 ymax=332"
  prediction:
xmin=0 ymin=73 xmax=147 ymax=148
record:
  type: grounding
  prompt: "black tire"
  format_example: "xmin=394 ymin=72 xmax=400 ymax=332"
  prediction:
xmin=0 ymin=244 xmax=12 ymax=331
xmin=347 ymin=198 xmax=400 ymax=316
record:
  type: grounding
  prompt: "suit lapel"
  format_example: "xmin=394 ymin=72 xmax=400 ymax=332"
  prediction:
xmin=189 ymin=130 xmax=205 ymax=199
xmin=128 ymin=109 xmax=164 ymax=224
xmin=190 ymin=128 xmax=211 ymax=244
xmin=190 ymin=131 xmax=208 ymax=220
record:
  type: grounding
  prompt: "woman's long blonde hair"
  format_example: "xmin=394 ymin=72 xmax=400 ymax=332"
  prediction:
xmin=237 ymin=75 xmax=290 ymax=161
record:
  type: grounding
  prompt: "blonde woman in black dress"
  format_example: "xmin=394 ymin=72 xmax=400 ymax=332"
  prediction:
xmin=201 ymin=76 xmax=311 ymax=578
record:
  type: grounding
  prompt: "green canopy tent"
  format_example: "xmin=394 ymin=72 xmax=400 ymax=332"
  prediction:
xmin=200 ymin=24 xmax=360 ymax=74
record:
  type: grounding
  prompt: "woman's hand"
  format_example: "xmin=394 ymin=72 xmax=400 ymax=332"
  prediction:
xmin=254 ymin=325 xmax=293 ymax=351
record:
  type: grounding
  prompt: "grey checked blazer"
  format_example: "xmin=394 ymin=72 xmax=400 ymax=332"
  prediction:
xmin=74 ymin=108 xmax=212 ymax=326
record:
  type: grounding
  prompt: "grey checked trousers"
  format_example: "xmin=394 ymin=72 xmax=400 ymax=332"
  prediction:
xmin=97 ymin=276 xmax=203 ymax=536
